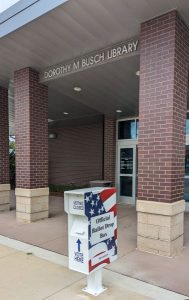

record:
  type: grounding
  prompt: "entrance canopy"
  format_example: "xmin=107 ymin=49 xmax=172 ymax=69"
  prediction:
xmin=46 ymin=49 xmax=140 ymax=127
xmin=0 ymin=0 xmax=189 ymax=130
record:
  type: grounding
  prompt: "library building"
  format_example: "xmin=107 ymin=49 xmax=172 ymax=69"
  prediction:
xmin=0 ymin=0 xmax=189 ymax=262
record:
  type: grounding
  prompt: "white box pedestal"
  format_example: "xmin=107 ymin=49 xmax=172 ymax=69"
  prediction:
xmin=64 ymin=187 xmax=117 ymax=296
xmin=83 ymin=269 xmax=107 ymax=296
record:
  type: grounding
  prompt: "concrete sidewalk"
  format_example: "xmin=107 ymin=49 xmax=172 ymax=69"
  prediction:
xmin=1 ymin=195 xmax=189 ymax=297
xmin=0 ymin=244 xmax=187 ymax=300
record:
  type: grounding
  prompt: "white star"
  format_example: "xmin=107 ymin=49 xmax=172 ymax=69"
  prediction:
xmin=98 ymin=209 xmax=101 ymax=214
xmin=85 ymin=195 xmax=90 ymax=202
xmin=90 ymin=193 xmax=93 ymax=199
xmin=97 ymin=195 xmax=100 ymax=200
xmin=91 ymin=200 xmax=95 ymax=206
xmin=89 ymin=209 xmax=94 ymax=216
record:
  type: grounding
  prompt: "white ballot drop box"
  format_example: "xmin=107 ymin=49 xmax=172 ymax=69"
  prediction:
xmin=64 ymin=187 xmax=117 ymax=275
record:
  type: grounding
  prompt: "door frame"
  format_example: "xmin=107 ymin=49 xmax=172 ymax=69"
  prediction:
xmin=116 ymin=117 xmax=138 ymax=205
xmin=185 ymin=135 xmax=189 ymax=211
xmin=117 ymin=141 xmax=137 ymax=204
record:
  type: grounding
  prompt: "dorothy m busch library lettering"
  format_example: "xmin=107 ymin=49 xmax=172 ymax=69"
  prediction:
xmin=1 ymin=0 xmax=189 ymax=261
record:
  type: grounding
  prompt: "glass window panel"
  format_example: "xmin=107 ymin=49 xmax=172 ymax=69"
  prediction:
xmin=120 ymin=148 xmax=133 ymax=174
xmin=184 ymin=177 xmax=189 ymax=202
xmin=118 ymin=120 xmax=136 ymax=139
xmin=186 ymin=113 xmax=189 ymax=135
xmin=131 ymin=121 xmax=135 ymax=139
xmin=136 ymin=120 xmax=139 ymax=139
xmin=120 ymin=176 xmax=133 ymax=197
xmin=185 ymin=145 xmax=189 ymax=202
xmin=185 ymin=145 xmax=189 ymax=175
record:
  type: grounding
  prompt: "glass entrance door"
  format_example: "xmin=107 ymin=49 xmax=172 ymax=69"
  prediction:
xmin=185 ymin=145 xmax=189 ymax=208
xmin=118 ymin=143 xmax=137 ymax=204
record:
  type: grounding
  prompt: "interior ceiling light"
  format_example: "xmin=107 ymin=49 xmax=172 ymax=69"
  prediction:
xmin=63 ymin=112 xmax=69 ymax=115
xmin=49 ymin=133 xmax=57 ymax=139
xmin=136 ymin=70 xmax=140 ymax=76
xmin=74 ymin=86 xmax=82 ymax=92
xmin=48 ymin=119 xmax=54 ymax=123
xmin=116 ymin=109 xmax=122 ymax=113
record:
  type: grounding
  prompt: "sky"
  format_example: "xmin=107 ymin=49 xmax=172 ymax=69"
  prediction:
xmin=0 ymin=0 xmax=20 ymax=13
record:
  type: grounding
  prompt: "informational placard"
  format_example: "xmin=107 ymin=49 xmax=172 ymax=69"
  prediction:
xmin=90 ymin=212 xmax=114 ymax=245
xmin=64 ymin=187 xmax=117 ymax=275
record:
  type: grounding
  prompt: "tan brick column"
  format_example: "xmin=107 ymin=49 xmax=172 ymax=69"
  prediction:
xmin=103 ymin=116 xmax=116 ymax=186
xmin=14 ymin=68 xmax=49 ymax=222
xmin=137 ymin=11 xmax=189 ymax=256
xmin=0 ymin=87 xmax=10 ymax=211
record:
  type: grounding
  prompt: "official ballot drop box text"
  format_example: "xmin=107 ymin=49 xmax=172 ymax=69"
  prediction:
xmin=64 ymin=187 xmax=117 ymax=275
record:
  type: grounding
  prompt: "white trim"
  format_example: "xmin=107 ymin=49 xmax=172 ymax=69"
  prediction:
xmin=185 ymin=202 xmax=189 ymax=212
xmin=117 ymin=139 xmax=138 ymax=146
xmin=117 ymin=143 xmax=137 ymax=205
xmin=186 ymin=135 xmax=189 ymax=145
xmin=185 ymin=132 xmax=189 ymax=208
xmin=117 ymin=116 xmax=139 ymax=122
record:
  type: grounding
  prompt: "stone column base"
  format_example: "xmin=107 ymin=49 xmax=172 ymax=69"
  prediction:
xmin=0 ymin=184 xmax=10 ymax=211
xmin=137 ymin=200 xmax=185 ymax=257
xmin=15 ymin=188 xmax=49 ymax=223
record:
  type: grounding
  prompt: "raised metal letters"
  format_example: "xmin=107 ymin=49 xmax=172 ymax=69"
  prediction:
xmin=40 ymin=39 xmax=139 ymax=83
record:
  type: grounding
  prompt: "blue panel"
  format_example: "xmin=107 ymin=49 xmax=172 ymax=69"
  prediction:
xmin=0 ymin=0 xmax=69 ymax=38
xmin=186 ymin=113 xmax=189 ymax=135
xmin=0 ymin=0 xmax=39 ymax=23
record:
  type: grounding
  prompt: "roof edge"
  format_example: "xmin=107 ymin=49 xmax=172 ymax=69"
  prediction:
xmin=0 ymin=0 xmax=39 ymax=24
xmin=0 ymin=0 xmax=68 ymax=38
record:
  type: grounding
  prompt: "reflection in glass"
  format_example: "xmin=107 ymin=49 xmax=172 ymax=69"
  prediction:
xmin=120 ymin=176 xmax=133 ymax=197
xmin=118 ymin=120 xmax=136 ymax=139
xmin=185 ymin=145 xmax=189 ymax=175
xmin=136 ymin=146 xmax=138 ymax=197
xmin=186 ymin=113 xmax=189 ymax=135
xmin=136 ymin=120 xmax=139 ymax=139
xmin=184 ymin=178 xmax=189 ymax=202
xmin=120 ymin=148 xmax=133 ymax=174
xmin=185 ymin=145 xmax=189 ymax=202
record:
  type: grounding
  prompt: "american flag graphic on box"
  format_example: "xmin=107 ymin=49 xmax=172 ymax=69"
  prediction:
xmin=84 ymin=188 xmax=117 ymax=272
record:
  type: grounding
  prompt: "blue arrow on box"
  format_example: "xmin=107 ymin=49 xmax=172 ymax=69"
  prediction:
xmin=76 ymin=239 xmax=81 ymax=252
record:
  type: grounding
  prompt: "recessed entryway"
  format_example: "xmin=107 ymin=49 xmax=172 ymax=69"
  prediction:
xmin=117 ymin=118 xmax=138 ymax=205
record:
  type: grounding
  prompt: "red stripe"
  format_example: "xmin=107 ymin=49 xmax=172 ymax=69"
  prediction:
xmin=100 ymin=188 xmax=116 ymax=202
xmin=114 ymin=228 xmax=118 ymax=239
xmin=94 ymin=251 xmax=106 ymax=258
xmin=108 ymin=204 xmax=117 ymax=216
xmin=89 ymin=258 xmax=110 ymax=272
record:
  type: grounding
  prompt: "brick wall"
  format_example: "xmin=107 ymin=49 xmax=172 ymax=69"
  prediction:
xmin=49 ymin=122 xmax=103 ymax=186
xmin=103 ymin=116 xmax=116 ymax=185
xmin=138 ymin=11 xmax=189 ymax=203
xmin=14 ymin=68 xmax=48 ymax=189
xmin=0 ymin=87 xmax=9 ymax=184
